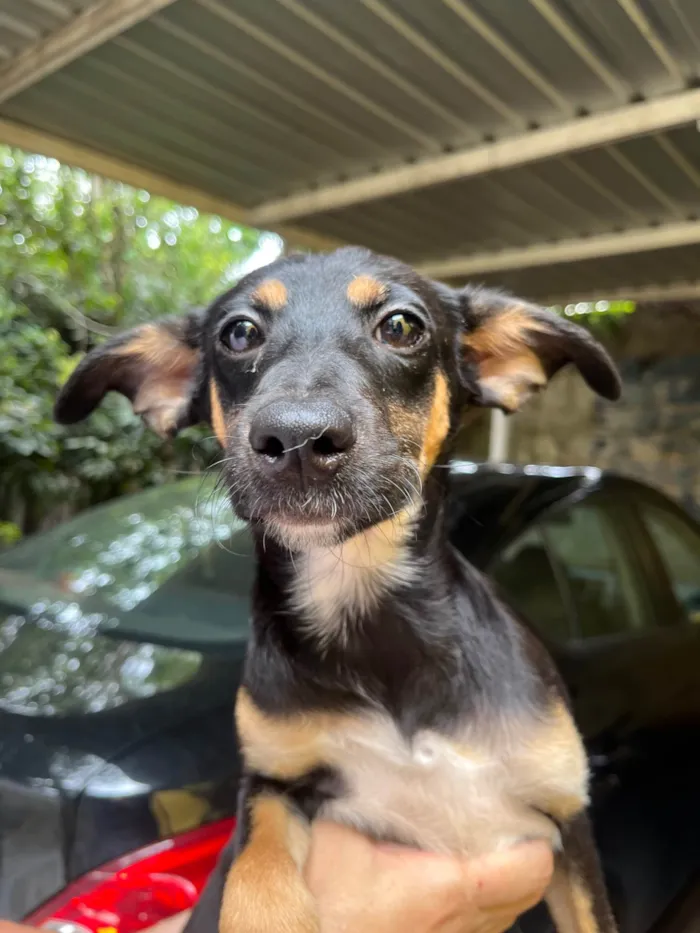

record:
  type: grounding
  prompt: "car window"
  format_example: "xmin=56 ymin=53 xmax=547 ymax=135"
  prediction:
xmin=541 ymin=503 xmax=644 ymax=638
xmin=641 ymin=504 xmax=700 ymax=623
xmin=491 ymin=526 xmax=571 ymax=642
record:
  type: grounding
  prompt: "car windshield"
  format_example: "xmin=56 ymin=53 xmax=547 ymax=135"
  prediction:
xmin=0 ymin=477 xmax=255 ymax=717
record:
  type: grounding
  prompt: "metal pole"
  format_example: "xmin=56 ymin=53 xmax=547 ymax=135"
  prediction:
xmin=487 ymin=409 xmax=510 ymax=463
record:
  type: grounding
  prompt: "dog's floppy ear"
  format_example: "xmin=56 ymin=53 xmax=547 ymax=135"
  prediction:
xmin=54 ymin=309 xmax=207 ymax=437
xmin=454 ymin=286 xmax=621 ymax=413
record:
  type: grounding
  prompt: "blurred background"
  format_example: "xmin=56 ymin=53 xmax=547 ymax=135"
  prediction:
xmin=0 ymin=146 xmax=282 ymax=544
xmin=2 ymin=144 xmax=698 ymax=546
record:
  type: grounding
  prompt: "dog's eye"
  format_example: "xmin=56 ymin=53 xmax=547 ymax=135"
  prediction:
xmin=375 ymin=312 xmax=426 ymax=349
xmin=220 ymin=319 xmax=263 ymax=353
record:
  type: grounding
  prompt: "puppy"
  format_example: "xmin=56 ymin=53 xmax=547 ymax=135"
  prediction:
xmin=55 ymin=246 xmax=621 ymax=933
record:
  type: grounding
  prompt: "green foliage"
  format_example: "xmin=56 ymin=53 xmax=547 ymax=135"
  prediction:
xmin=0 ymin=145 xmax=274 ymax=538
xmin=550 ymin=299 xmax=637 ymax=335
xmin=0 ymin=523 xmax=21 ymax=546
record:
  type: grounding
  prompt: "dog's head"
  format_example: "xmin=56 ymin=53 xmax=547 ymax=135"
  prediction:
xmin=55 ymin=246 xmax=620 ymax=550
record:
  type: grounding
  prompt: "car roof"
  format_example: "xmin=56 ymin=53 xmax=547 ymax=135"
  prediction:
xmin=451 ymin=460 xmax=603 ymax=494
xmin=0 ymin=460 xmax=613 ymax=567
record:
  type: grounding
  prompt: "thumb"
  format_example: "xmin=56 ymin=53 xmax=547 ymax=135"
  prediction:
xmin=466 ymin=841 xmax=554 ymax=910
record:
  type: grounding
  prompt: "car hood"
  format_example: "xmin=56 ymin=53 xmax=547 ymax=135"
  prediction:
xmin=0 ymin=576 xmax=244 ymax=919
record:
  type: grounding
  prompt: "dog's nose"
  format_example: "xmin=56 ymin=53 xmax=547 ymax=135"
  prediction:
xmin=249 ymin=399 xmax=355 ymax=479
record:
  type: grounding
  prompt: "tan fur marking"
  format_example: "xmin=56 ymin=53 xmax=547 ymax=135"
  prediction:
xmin=121 ymin=326 xmax=198 ymax=437
xmin=251 ymin=278 xmax=288 ymax=312
xmin=236 ymin=688 xmax=347 ymax=780
xmin=419 ymin=370 xmax=451 ymax=476
xmin=515 ymin=701 xmax=588 ymax=822
xmin=220 ymin=796 xmax=316 ymax=933
xmin=347 ymin=275 xmax=387 ymax=308
xmin=463 ymin=306 xmax=547 ymax=358
xmin=571 ymin=880 xmax=599 ymax=933
xmin=546 ymin=870 xmax=599 ymax=933
xmin=386 ymin=402 xmax=423 ymax=455
xmin=480 ymin=350 xmax=548 ymax=413
xmin=209 ymin=380 xmax=227 ymax=446
xmin=125 ymin=325 xmax=198 ymax=375
xmin=463 ymin=307 xmax=551 ymax=412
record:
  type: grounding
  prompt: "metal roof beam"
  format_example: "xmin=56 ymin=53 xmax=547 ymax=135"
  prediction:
xmin=0 ymin=117 xmax=340 ymax=253
xmin=0 ymin=0 xmax=179 ymax=105
xmin=418 ymin=221 xmax=700 ymax=279
xmin=249 ymin=88 xmax=700 ymax=225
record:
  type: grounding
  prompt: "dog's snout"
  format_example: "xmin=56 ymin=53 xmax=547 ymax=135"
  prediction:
xmin=249 ymin=399 xmax=355 ymax=479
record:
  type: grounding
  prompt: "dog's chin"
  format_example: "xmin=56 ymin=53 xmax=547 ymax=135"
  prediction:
xmin=229 ymin=483 xmax=410 ymax=552
xmin=265 ymin=517 xmax=349 ymax=551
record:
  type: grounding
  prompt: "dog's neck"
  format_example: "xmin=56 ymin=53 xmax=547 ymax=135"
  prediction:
xmin=247 ymin=469 xmax=534 ymax=724
xmin=250 ymin=471 xmax=458 ymax=654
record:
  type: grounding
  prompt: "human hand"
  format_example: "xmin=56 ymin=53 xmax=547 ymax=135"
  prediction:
xmin=304 ymin=822 xmax=553 ymax=933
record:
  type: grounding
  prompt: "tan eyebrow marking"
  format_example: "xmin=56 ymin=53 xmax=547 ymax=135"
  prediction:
xmin=251 ymin=279 xmax=288 ymax=312
xmin=347 ymin=275 xmax=387 ymax=309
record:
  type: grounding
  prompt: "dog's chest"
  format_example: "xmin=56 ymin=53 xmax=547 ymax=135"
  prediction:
xmin=237 ymin=692 xmax=589 ymax=856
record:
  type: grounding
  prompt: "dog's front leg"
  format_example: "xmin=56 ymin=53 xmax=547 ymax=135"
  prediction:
xmin=545 ymin=812 xmax=618 ymax=933
xmin=220 ymin=774 xmax=318 ymax=933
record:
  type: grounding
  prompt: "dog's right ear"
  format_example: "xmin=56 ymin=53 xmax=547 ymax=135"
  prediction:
xmin=448 ymin=285 xmax=621 ymax=413
xmin=54 ymin=309 xmax=207 ymax=437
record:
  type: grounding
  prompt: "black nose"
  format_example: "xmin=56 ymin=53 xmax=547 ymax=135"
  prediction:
xmin=249 ymin=399 xmax=355 ymax=480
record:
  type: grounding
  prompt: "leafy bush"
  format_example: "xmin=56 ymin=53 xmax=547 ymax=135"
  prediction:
xmin=0 ymin=146 xmax=274 ymax=537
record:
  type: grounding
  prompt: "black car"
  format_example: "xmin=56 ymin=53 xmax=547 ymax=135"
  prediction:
xmin=1 ymin=464 xmax=699 ymax=933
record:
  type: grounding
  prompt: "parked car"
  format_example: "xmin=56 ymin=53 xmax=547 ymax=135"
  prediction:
xmin=1 ymin=464 xmax=699 ymax=933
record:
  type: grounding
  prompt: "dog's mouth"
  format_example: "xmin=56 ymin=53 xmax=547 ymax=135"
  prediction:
xmin=246 ymin=494 xmax=369 ymax=549
xmin=228 ymin=474 xmax=418 ymax=551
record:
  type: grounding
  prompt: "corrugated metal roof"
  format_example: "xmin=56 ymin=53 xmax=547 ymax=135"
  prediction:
xmin=1 ymin=0 xmax=700 ymax=301
xmin=0 ymin=1 xmax=95 ymax=61
xmin=300 ymin=125 xmax=700 ymax=261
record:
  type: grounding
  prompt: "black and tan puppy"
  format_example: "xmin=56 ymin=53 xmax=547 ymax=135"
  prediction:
xmin=55 ymin=247 xmax=621 ymax=933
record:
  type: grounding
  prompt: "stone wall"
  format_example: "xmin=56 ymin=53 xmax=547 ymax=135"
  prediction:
xmin=458 ymin=303 xmax=700 ymax=512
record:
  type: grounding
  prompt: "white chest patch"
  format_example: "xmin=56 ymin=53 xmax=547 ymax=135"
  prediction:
xmin=291 ymin=511 xmax=418 ymax=647
xmin=318 ymin=710 xmax=588 ymax=855
xmin=238 ymin=688 xmax=589 ymax=858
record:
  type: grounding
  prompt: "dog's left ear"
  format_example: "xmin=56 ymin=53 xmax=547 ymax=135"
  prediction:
xmin=453 ymin=286 xmax=621 ymax=412
xmin=54 ymin=309 xmax=207 ymax=437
